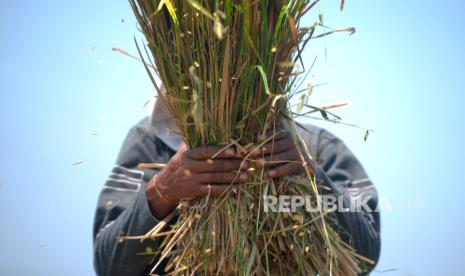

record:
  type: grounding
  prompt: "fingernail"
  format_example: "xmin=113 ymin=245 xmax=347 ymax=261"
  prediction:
xmin=225 ymin=148 xmax=235 ymax=156
xmin=183 ymin=169 xmax=192 ymax=177
xmin=240 ymin=173 xmax=248 ymax=181
xmin=267 ymin=170 xmax=276 ymax=177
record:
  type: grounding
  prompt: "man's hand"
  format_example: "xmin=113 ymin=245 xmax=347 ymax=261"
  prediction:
xmin=146 ymin=144 xmax=249 ymax=219
xmin=251 ymin=129 xmax=313 ymax=178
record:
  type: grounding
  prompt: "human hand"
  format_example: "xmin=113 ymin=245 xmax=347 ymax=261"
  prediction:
xmin=251 ymin=129 xmax=313 ymax=178
xmin=146 ymin=144 xmax=249 ymax=219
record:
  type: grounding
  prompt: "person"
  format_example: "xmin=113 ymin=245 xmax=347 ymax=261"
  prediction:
xmin=93 ymin=97 xmax=381 ymax=276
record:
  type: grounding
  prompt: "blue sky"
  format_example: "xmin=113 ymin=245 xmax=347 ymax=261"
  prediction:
xmin=1 ymin=0 xmax=464 ymax=275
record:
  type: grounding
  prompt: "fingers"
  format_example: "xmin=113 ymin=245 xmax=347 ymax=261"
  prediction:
xmin=198 ymin=183 xmax=240 ymax=197
xmin=186 ymin=146 xmax=236 ymax=160
xmin=267 ymin=163 xmax=304 ymax=178
xmin=166 ymin=172 xmax=245 ymax=200
xmin=250 ymin=136 xmax=292 ymax=156
xmin=193 ymin=171 xmax=249 ymax=198
xmin=255 ymin=151 xmax=301 ymax=168
xmin=197 ymin=172 xmax=249 ymax=184
xmin=189 ymin=159 xmax=249 ymax=173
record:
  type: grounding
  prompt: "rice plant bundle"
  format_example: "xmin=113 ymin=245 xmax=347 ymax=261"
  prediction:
xmin=127 ymin=0 xmax=369 ymax=274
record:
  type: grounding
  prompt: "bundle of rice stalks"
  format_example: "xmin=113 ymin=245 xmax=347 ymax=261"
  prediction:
xmin=126 ymin=0 xmax=369 ymax=274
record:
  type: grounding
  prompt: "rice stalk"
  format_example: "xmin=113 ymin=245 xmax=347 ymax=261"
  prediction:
xmin=123 ymin=0 xmax=372 ymax=274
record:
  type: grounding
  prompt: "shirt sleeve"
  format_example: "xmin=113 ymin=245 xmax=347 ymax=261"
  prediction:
xmin=301 ymin=126 xmax=381 ymax=274
xmin=92 ymin=119 xmax=175 ymax=276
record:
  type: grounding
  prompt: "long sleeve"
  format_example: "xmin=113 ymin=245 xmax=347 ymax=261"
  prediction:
xmin=93 ymin=118 xmax=175 ymax=276
xmin=300 ymin=125 xmax=381 ymax=274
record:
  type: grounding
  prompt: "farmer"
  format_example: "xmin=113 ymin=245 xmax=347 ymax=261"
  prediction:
xmin=93 ymin=98 xmax=381 ymax=275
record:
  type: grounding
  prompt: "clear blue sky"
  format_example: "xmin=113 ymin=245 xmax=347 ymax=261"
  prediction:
xmin=1 ymin=0 xmax=464 ymax=275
